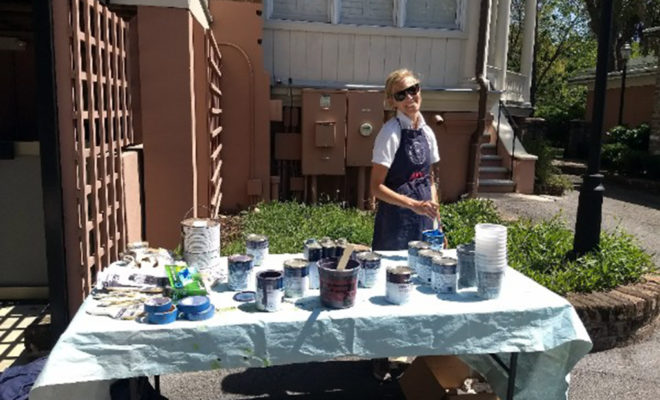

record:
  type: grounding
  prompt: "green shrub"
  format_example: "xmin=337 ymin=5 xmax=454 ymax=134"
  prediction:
xmin=521 ymin=135 xmax=571 ymax=195
xmin=606 ymin=124 xmax=650 ymax=150
xmin=507 ymin=218 xmax=654 ymax=295
xmin=440 ymin=199 xmax=502 ymax=247
xmin=221 ymin=201 xmax=374 ymax=255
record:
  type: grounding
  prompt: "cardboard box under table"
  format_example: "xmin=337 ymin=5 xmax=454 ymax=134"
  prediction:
xmin=30 ymin=251 xmax=592 ymax=400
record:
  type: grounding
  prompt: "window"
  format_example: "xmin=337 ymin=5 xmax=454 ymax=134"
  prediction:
xmin=406 ymin=0 xmax=458 ymax=29
xmin=341 ymin=0 xmax=393 ymax=26
xmin=271 ymin=0 xmax=329 ymax=23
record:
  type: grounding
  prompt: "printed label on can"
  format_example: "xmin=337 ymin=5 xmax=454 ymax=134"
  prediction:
xmin=284 ymin=276 xmax=309 ymax=298
xmin=246 ymin=247 xmax=268 ymax=267
xmin=256 ymin=286 xmax=283 ymax=312
xmin=432 ymin=271 xmax=457 ymax=294
xmin=308 ymin=262 xmax=320 ymax=289
xmin=386 ymin=281 xmax=412 ymax=304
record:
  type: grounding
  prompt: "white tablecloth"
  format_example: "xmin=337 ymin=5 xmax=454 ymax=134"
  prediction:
xmin=30 ymin=251 xmax=592 ymax=400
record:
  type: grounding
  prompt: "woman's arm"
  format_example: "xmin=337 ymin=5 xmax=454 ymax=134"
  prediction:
xmin=370 ymin=163 xmax=437 ymax=219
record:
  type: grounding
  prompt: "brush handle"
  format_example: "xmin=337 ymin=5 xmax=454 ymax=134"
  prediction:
xmin=336 ymin=244 xmax=354 ymax=271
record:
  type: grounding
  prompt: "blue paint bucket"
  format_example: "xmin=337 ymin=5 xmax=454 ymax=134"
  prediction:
xmin=246 ymin=234 xmax=269 ymax=266
xmin=422 ymin=229 xmax=445 ymax=251
xmin=283 ymin=258 xmax=309 ymax=298
xmin=228 ymin=254 xmax=254 ymax=291
xmin=357 ymin=252 xmax=381 ymax=288
xmin=256 ymin=270 xmax=284 ymax=312
xmin=431 ymin=256 xmax=458 ymax=294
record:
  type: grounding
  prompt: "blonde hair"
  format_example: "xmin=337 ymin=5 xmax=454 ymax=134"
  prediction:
xmin=384 ymin=69 xmax=420 ymax=108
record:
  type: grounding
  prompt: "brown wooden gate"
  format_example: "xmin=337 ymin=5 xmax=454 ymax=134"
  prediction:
xmin=52 ymin=0 xmax=134 ymax=314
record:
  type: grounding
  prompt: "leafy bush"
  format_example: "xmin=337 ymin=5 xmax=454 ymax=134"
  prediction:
xmin=221 ymin=201 xmax=374 ymax=255
xmin=605 ymin=124 xmax=650 ymax=150
xmin=440 ymin=199 xmax=501 ymax=247
xmin=221 ymin=200 xmax=654 ymax=296
xmin=507 ymin=218 xmax=654 ymax=295
xmin=521 ymin=135 xmax=572 ymax=195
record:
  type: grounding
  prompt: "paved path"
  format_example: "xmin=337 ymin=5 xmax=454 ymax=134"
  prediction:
xmin=482 ymin=177 xmax=660 ymax=400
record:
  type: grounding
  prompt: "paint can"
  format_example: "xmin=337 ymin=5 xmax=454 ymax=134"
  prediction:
xmin=386 ymin=266 xmax=413 ymax=305
xmin=334 ymin=238 xmax=348 ymax=258
xmin=422 ymin=229 xmax=445 ymax=252
xmin=255 ymin=270 xmax=284 ymax=312
xmin=283 ymin=258 xmax=309 ymax=298
xmin=228 ymin=254 xmax=254 ymax=291
xmin=305 ymin=240 xmax=323 ymax=290
xmin=431 ymin=256 xmax=458 ymax=294
xmin=246 ymin=234 xmax=269 ymax=267
xmin=457 ymin=242 xmax=476 ymax=289
xmin=181 ymin=218 xmax=221 ymax=253
xmin=417 ymin=249 xmax=441 ymax=285
xmin=357 ymin=251 xmax=381 ymax=288
xmin=303 ymin=238 xmax=320 ymax=260
xmin=320 ymin=237 xmax=336 ymax=259
xmin=407 ymin=240 xmax=430 ymax=274
xmin=318 ymin=257 xmax=360 ymax=309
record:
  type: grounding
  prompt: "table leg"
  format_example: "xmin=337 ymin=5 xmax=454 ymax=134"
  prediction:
xmin=489 ymin=353 xmax=519 ymax=400
xmin=155 ymin=375 xmax=160 ymax=394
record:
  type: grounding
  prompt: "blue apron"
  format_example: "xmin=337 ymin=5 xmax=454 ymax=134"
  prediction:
xmin=372 ymin=118 xmax=433 ymax=250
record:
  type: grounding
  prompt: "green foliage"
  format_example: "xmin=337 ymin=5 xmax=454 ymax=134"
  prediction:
xmin=521 ymin=135 xmax=573 ymax=195
xmin=221 ymin=199 xmax=654 ymax=296
xmin=507 ymin=218 xmax=654 ymax=295
xmin=221 ymin=201 xmax=374 ymax=255
xmin=439 ymin=199 xmax=502 ymax=248
xmin=605 ymin=124 xmax=650 ymax=150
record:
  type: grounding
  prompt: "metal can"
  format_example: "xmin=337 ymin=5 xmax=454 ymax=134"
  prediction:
xmin=283 ymin=258 xmax=309 ymax=298
xmin=417 ymin=249 xmax=441 ymax=285
xmin=305 ymin=241 xmax=323 ymax=289
xmin=246 ymin=234 xmax=269 ymax=266
xmin=357 ymin=252 xmax=381 ymax=288
xmin=334 ymin=238 xmax=348 ymax=258
xmin=255 ymin=270 xmax=283 ymax=312
xmin=320 ymin=237 xmax=336 ymax=259
xmin=407 ymin=240 xmax=430 ymax=273
xmin=431 ymin=256 xmax=458 ymax=294
xmin=386 ymin=266 xmax=413 ymax=305
xmin=227 ymin=254 xmax=254 ymax=291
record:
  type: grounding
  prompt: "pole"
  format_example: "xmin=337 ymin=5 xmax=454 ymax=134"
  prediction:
xmin=618 ymin=60 xmax=628 ymax=126
xmin=573 ymin=0 xmax=614 ymax=255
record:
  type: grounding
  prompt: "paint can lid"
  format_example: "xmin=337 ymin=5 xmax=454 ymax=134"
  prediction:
xmin=233 ymin=291 xmax=256 ymax=302
xmin=409 ymin=240 xmax=431 ymax=250
xmin=228 ymin=254 xmax=253 ymax=263
xmin=284 ymin=258 xmax=309 ymax=269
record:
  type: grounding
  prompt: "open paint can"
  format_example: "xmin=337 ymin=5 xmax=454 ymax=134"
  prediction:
xmin=283 ymin=258 xmax=309 ymax=298
xmin=318 ymin=257 xmax=360 ymax=309
xmin=386 ymin=266 xmax=412 ymax=305
xmin=255 ymin=270 xmax=283 ymax=312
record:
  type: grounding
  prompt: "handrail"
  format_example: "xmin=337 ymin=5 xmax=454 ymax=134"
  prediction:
xmin=497 ymin=100 xmax=521 ymax=180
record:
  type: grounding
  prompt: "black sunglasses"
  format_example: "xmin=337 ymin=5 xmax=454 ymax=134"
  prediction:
xmin=392 ymin=83 xmax=420 ymax=102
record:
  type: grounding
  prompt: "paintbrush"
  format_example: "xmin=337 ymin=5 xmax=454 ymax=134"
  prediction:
xmin=336 ymin=243 xmax=354 ymax=271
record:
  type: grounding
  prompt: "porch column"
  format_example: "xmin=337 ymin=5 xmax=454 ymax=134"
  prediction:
xmin=494 ymin=0 xmax=512 ymax=91
xmin=487 ymin=0 xmax=499 ymax=66
xmin=520 ymin=0 xmax=537 ymax=103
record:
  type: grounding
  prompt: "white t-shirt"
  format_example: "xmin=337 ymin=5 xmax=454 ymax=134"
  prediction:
xmin=371 ymin=110 xmax=440 ymax=168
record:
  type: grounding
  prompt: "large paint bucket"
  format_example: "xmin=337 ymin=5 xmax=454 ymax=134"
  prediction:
xmin=318 ymin=257 xmax=360 ymax=309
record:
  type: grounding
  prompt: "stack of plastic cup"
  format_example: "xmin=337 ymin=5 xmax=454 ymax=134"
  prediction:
xmin=474 ymin=223 xmax=507 ymax=299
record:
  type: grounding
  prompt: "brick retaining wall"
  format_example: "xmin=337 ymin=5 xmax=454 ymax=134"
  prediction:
xmin=566 ymin=275 xmax=660 ymax=352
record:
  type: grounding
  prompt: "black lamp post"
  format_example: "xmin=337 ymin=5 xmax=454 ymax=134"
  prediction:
xmin=618 ymin=43 xmax=632 ymax=126
xmin=573 ymin=0 xmax=614 ymax=256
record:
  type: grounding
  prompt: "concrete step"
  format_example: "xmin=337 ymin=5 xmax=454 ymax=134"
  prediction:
xmin=480 ymin=154 xmax=503 ymax=167
xmin=478 ymin=178 xmax=515 ymax=193
xmin=480 ymin=143 xmax=497 ymax=156
xmin=479 ymin=166 xmax=509 ymax=180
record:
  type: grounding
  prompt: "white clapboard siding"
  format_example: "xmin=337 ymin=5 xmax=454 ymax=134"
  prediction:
xmin=265 ymin=27 xmax=465 ymax=87
xmin=272 ymin=0 xmax=329 ymax=23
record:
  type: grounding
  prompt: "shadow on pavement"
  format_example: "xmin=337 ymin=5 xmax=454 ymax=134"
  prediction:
xmin=221 ymin=360 xmax=405 ymax=399
xmin=601 ymin=181 xmax=660 ymax=211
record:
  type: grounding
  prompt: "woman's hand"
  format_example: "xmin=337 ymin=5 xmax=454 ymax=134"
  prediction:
xmin=410 ymin=199 xmax=438 ymax=220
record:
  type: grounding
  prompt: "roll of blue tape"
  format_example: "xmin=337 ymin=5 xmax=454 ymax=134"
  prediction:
xmin=144 ymin=297 xmax=172 ymax=314
xmin=147 ymin=305 xmax=178 ymax=324
xmin=184 ymin=304 xmax=215 ymax=321
xmin=177 ymin=295 xmax=211 ymax=314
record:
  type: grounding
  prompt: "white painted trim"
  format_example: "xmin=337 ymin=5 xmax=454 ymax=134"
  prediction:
xmin=330 ymin=0 xmax=341 ymax=24
xmin=110 ymin=0 xmax=210 ymax=29
xmin=264 ymin=19 xmax=468 ymax=39
xmin=395 ymin=0 xmax=406 ymax=28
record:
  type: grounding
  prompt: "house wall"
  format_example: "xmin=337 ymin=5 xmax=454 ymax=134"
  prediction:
xmin=0 ymin=42 xmax=37 ymax=143
xmin=584 ymin=80 xmax=655 ymax=132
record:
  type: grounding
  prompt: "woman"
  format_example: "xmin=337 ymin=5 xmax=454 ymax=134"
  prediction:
xmin=371 ymin=69 xmax=440 ymax=251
